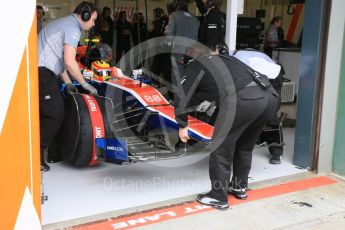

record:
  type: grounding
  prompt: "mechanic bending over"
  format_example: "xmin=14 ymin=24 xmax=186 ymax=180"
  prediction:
xmin=232 ymin=49 xmax=285 ymax=164
xmin=174 ymin=43 xmax=279 ymax=210
xmin=38 ymin=1 xmax=98 ymax=171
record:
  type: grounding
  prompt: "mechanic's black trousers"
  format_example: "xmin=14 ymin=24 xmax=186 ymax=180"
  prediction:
xmin=38 ymin=67 xmax=65 ymax=149
xmin=208 ymin=85 xmax=279 ymax=202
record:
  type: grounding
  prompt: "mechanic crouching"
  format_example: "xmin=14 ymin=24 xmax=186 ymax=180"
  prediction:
xmin=174 ymin=43 xmax=279 ymax=210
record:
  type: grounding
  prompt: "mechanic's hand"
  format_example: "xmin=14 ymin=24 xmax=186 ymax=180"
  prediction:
xmin=82 ymin=82 xmax=98 ymax=96
xmin=65 ymin=83 xmax=78 ymax=95
xmin=196 ymin=100 xmax=211 ymax=113
xmin=178 ymin=127 xmax=190 ymax=143
xmin=207 ymin=106 xmax=216 ymax=117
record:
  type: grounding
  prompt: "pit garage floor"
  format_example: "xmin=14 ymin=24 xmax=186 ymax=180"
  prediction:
xmin=42 ymin=128 xmax=306 ymax=225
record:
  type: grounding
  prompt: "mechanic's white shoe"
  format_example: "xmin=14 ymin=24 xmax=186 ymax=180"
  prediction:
xmin=196 ymin=193 xmax=229 ymax=210
xmin=228 ymin=187 xmax=247 ymax=200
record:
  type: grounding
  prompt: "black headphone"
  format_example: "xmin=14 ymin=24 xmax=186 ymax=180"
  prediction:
xmin=74 ymin=1 xmax=93 ymax=22
xmin=81 ymin=3 xmax=91 ymax=21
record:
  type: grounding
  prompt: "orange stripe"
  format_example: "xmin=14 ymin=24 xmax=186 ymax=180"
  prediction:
xmin=73 ymin=176 xmax=336 ymax=230
xmin=286 ymin=4 xmax=304 ymax=42
xmin=0 ymin=14 xmax=41 ymax=228
xmin=28 ymin=12 xmax=41 ymax=217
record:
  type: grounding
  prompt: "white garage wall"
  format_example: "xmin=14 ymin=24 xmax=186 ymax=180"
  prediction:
xmin=318 ymin=0 xmax=345 ymax=173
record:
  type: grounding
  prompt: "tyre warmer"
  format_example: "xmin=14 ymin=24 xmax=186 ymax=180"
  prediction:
xmin=81 ymin=94 xmax=105 ymax=165
xmin=58 ymin=93 xmax=113 ymax=167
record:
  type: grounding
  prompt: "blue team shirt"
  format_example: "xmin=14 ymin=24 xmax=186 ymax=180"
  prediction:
xmin=38 ymin=14 xmax=81 ymax=76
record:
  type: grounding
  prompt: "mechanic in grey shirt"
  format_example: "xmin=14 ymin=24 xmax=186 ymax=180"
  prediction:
xmin=165 ymin=0 xmax=200 ymax=101
xmin=38 ymin=1 xmax=98 ymax=171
